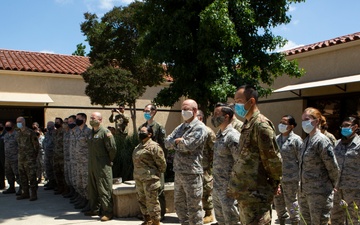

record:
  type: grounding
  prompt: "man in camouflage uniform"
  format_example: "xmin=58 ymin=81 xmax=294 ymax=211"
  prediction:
xmin=16 ymin=117 xmax=40 ymax=201
xmin=196 ymin=109 xmax=216 ymax=224
xmin=68 ymin=115 xmax=79 ymax=203
xmin=133 ymin=126 xmax=167 ymax=225
xmin=109 ymin=105 xmax=129 ymax=137
xmin=2 ymin=121 xmax=20 ymax=194
xmin=53 ymin=117 xmax=66 ymax=195
xmin=63 ymin=116 xmax=76 ymax=198
xmin=211 ymin=103 xmax=241 ymax=225
xmin=73 ymin=113 xmax=92 ymax=210
xmin=43 ymin=121 xmax=56 ymax=190
xmin=139 ymin=103 xmax=167 ymax=220
xmin=228 ymin=85 xmax=282 ymax=225
xmin=85 ymin=112 xmax=117 ymax=222
xmin=165 ymin=99 xmax=208 ymax=225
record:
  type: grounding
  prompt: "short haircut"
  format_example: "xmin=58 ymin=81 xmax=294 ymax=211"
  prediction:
xmin=145 ymin=103 xmax=157 ymax=111
xmin=68 ymin=115 xmax=76 ymax=120
xmin=343 ymin=116 xmax=359 ymax=126
xmin=55 ymin=117 xmax=63 ymax=124
xmin=77 ymin=113 xmax=87 ymax=120
xmin=237 ymin=84 xmax=259 ymax=103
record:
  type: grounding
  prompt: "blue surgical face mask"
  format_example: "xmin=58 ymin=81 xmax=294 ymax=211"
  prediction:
xmin=302 ymin=120 xmax=314 ymax=134
xmin=341 ymin=127 xmax=353 ymax=137
xmin=235 ymin=103 xmax=248 ymax=118
xmin=17 ymin=122 xmax=23 ymax=129
xmin=144 ymin=112 xmax=152 ymax=121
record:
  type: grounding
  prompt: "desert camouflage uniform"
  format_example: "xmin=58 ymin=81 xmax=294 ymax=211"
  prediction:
xmin=133 ymin=138 xmax=166 ymax=221
xmin=109 ymin=112 xmax=129 ymax=137
xmin=16 ymin=127 xmax=40 ymax=194
xmin=273 ymin=131 xmax=303 ymax=224
xmin=4 ymin=130 xmax=19 ymax=186
xmin=63 ymin=129 xmax=71 ymax=186
xmin=231 ymin=117 xmax=243 ymax=133
xmin=213 ymin=124 xmax=240 ymax=225
xmin=139 ymin=120 xmax=167 ymax=218
xmin=88 ymin=125 xmax=117 ymax=216
xmin=299 ymin=130 xmax=339 ymax=225
xmin=74 ymin=125 xmax=91 ymax=198
xmin=43 ymin=128 xmax=56 ymax=184
xmin=53 ymin=127 xmax=65 ymax=192
xmin=331 ymin=134 xmax=360 ymax=224
xmin=228 ymin=111 xmax=282 ymax=225
xmin=165 ymin=117 xmax=207 ymax=225
xmin=202 ymin=126 xmax=216 ymax=212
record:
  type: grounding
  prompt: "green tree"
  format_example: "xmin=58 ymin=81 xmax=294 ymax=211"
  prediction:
xmin=72 ymin=43 xmax=86 ymax=56
xmin=138 ymin=0 xmax=305 ymax=116
xmin=80 ymin=2 xmax=164 ymax=132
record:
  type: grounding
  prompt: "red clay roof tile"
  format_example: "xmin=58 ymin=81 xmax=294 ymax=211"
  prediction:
xmin=285 ymin=32 xmax=360 ymax=56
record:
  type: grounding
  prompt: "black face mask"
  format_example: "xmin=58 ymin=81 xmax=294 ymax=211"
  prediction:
xmin=76 ymin=119 xmax=84 ymax=126
xmin=68 ymin=123 xmax=76 ymax=129
xmin=54 ymin=123 xmax=62 ymax=129
xmin=138 ymin=132 xmax=149 ymax=140
xmin=5 ymin=127 xmax=12 ymax=132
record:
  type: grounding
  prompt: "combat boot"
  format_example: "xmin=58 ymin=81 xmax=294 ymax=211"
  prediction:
xmin=64 ymin=186 xmax=75 ymax=198
xmin=279 ymin=218 xmax=286 ymax=225
xmin=29 ymin=189 xmax=38 ymax=201
xmin=16 ymin=189 xmax=30 ymax=200
xmin=203 ymin=210 xmax=214 ymax=224
xmin=2 ymin=186 xmax=16 ymax=194
xmin=100 ymin=214 xmax=113 ymax=222
xmin=141 ymin=215 xmax=152 ymax=225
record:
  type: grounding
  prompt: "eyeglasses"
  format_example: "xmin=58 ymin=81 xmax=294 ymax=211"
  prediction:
xmin=340 ymin=124 xmax=353 ymax=129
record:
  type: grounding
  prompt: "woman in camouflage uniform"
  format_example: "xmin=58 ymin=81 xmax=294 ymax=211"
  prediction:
xmin=133 ymin=126 xmax=166 ymax=225
xmin=298 ymin=107 xmax=339 ymax=225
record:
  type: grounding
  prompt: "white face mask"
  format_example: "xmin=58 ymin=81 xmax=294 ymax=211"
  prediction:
xmin=302 ymin=120 xmax=315 ymax=134
xmin=181 ymin=110 xmax=193 ymax=121
xmin=278 ymin=124 xmax=288 ymax=134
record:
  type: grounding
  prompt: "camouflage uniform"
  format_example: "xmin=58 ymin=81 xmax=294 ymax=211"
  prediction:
xmin=4 ymin=130 xmax=19 ymax=187
xmin=139 ymin=120 xmax=167 ymax=218
xmin=213 ymin=124 xmax=240 ymax=225
xmin=231 ymin=117 xmax=243 ymax=133
xmin=299 ymin=130 xmax=339 ymax=225
xmin=133 ymin=138 xmax=166 ymax=221
xmin=274 ymin=131 xmax=303 ymax=224
xmin=63 ymin=129 xmax=71 ymax=186
xmin=43 ymin=128 xmax=56 ymax=184
xmin=74 ymin=125 xmax=91 ymax=198
xmin=88 ymin=125 xmax=117 ymax=216
xmin=165 ymin=117 xmax=207 ymax=225
xmin=331 ymin=134 xmax=360 ymax=224
xmin=37 ymin=134 xmax=44 ymax=182
xmin=228 ymin=111 xmax=282 ymax=225
xmin=16 ymin=127 xmax=40 ymax=194
xmin=69 ymin=128 xmax=77 ymax=188
xmin=323 ymin=130 xmax=337 ymax=146
xmin=53 ymin=127 xmax=65 ymax=192
xmin=202 ymin=126 xmax=216 ymax=212
xmin=109 ymin=112 xmax=129 ymax=137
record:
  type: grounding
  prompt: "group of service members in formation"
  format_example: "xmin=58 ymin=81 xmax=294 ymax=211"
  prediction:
xmin=1 ymin=84 xmax=359 ymax=225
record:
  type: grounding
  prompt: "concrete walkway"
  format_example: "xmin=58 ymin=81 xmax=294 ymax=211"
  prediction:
xmin=0 ymin=183 xmax=287 ymax=224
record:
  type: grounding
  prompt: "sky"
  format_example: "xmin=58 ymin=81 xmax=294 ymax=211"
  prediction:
xmin=0 ymin=0 xmax=359 ymax=55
